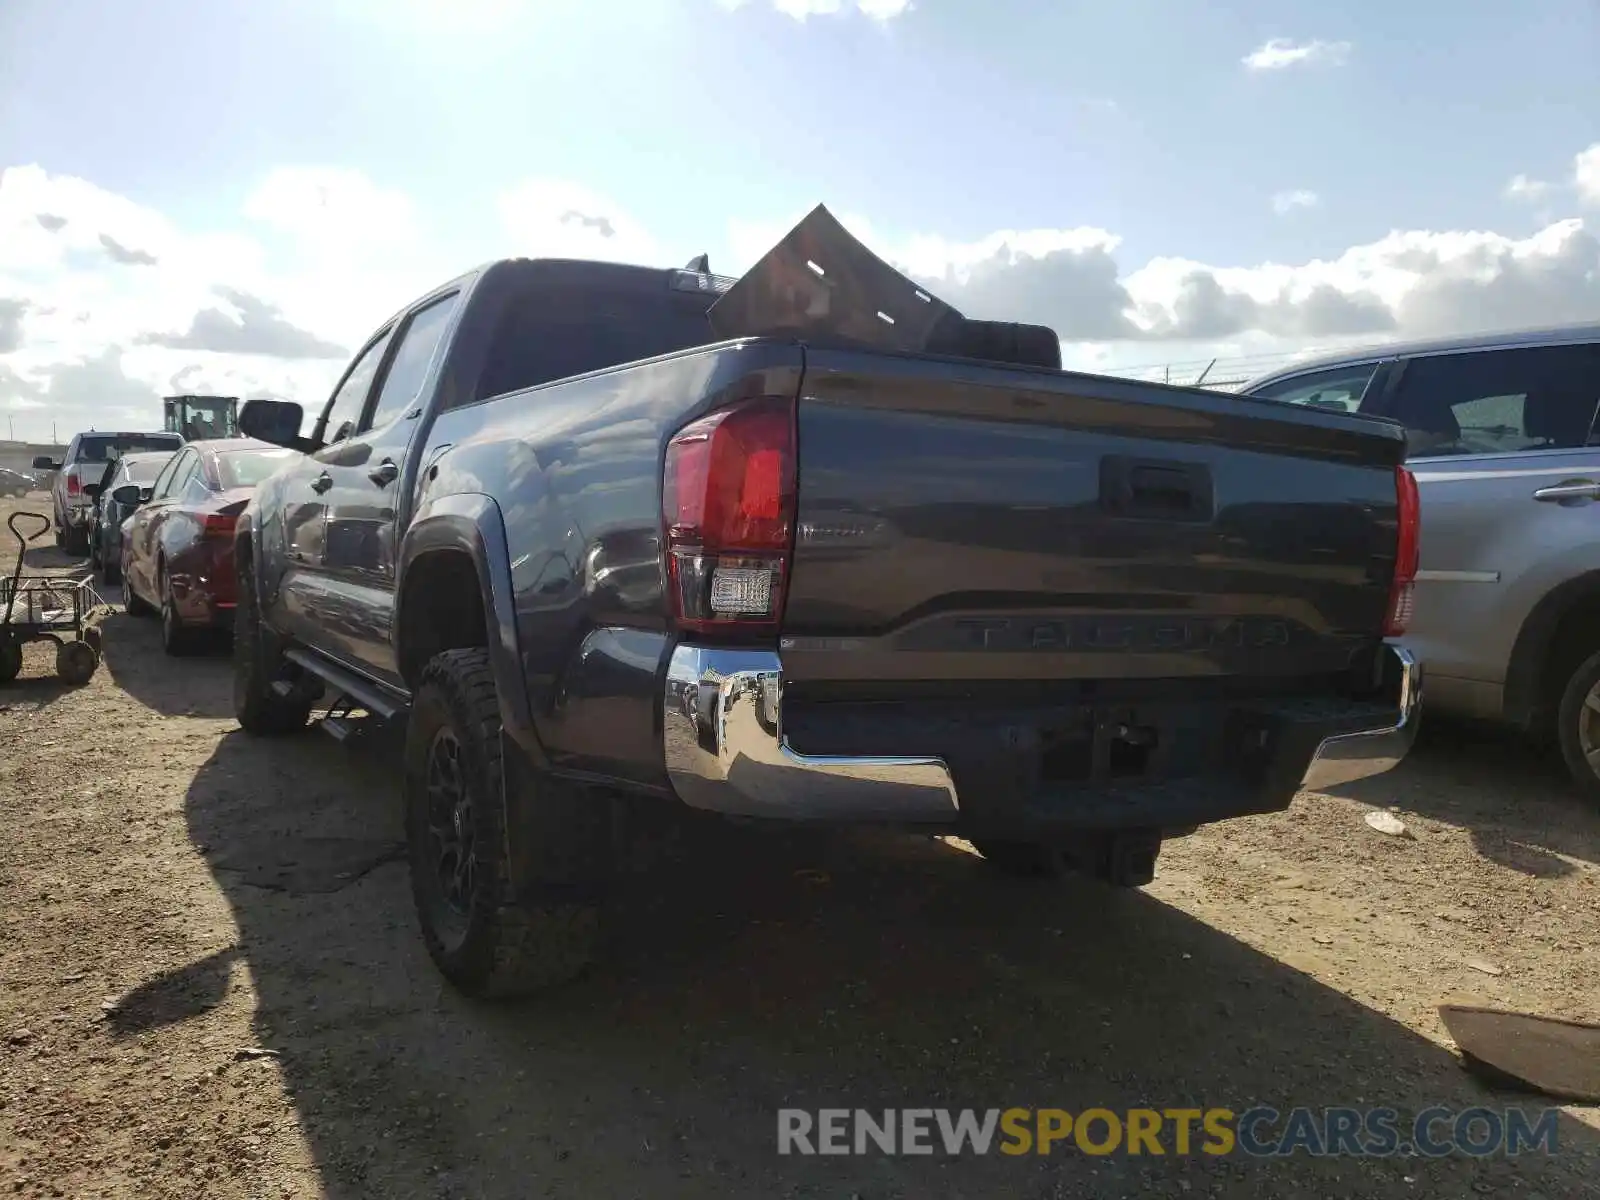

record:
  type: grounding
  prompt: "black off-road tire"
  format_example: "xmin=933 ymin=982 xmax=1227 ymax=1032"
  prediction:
xmin=1555 ymin=647 xmax=1600 ymax=807
xmin=232 ymin=556 xmax=313 ymax=736
xmin=406 ymin=647 xmax=602 ymax=999
xmin=63 ymin=526 xmax=89 ymax=558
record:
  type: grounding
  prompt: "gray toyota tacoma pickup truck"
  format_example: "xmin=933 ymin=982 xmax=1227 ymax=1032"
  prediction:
xmin=233 ymin=206 xmax=1422 ymax=998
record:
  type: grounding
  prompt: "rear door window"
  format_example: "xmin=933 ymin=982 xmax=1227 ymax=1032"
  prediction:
xmin=320 ymin=330 xmax=394 ymax=445
xmin=1384 ymin=343 xmax=1600 ymax=458
xmin=147 ymin=453 xmax=184 ymax=500
xmin=153 ymin=449 xmax=197 ymax=500
xmin=364 ymin=294 xmax=459 ymax=433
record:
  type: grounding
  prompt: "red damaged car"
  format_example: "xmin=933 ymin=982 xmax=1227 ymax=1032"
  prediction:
xmin=118 ymin=438 xmax=300 ymax=654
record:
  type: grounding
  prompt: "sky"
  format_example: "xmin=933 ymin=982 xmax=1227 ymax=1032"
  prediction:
xmin=0 ymin=0 xmax=1597 ymax=442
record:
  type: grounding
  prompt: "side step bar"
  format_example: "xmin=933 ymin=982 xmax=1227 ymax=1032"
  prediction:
xmin=282 ymin=648 xmax=408 ymax=721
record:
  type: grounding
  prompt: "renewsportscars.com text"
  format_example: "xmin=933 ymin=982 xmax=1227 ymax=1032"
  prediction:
xmin=777 ymin=1106 xmax=1561 ymax=1158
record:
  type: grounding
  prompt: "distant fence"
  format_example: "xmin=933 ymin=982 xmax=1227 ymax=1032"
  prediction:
xmin=1094 ymin=350 xmax=1323 ymax=392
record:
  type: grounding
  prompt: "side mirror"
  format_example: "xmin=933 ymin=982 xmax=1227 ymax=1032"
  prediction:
xmin=82 ymin=483 xmax=102 ymax=500
xmin=32 ymin=456 xmax=61 ymax=471
xmin=239 ymin=398 xmax=311 ymax=450
xmin=111 ymin=484 xmax=147 ymax=507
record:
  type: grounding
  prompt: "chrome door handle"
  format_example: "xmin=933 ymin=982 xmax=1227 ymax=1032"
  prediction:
xmin=311 ymin=472 xmax=333 ymax=494
xmin=368 ymin=459 xmax=399 ymax=487
xmin=1533 ymin=480 xmax=1600 ymax=502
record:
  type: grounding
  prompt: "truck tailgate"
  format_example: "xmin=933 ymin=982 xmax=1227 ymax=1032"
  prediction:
xmin=781 ymin=349 xmax=1408 ymax=691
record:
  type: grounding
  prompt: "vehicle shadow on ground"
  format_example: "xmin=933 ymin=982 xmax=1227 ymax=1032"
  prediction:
xmin=1 ymin=507 xmax=81 ymax=574
xmin=0 ymin=666 xmax=77 ymax=710
xmin=19 ymin=544 xmax=86 ymax=572
xmin=1326 ymin=719 xmax=1600 ymax=875
xmin=98 ymin=611 xmax=235 ymax=717
xmin=166 ymin=727 xmax=1599 ymax=1199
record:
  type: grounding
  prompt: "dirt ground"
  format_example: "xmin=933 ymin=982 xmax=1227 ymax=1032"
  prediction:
xmin=2 ymin=490 xmax=1598 ymax=1200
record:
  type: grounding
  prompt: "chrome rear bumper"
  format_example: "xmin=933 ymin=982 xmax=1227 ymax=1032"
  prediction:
xmin=662 ymin=643 xmax=1421 ymax=824
xmin=1298 ymin=645 xmax=1422 ymax=791
xmin=664 ymin=645 xmax=958 ymax=822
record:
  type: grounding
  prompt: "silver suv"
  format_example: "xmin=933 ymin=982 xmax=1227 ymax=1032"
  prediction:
xmin=1241 ymin=322 xmax=1600 ymax=800
xmin=34 ymin=430 xmax=184 ymax=556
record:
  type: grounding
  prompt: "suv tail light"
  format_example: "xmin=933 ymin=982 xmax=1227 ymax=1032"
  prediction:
xmin=1384 ymin=465 xmax=1420 ymax=637
xmin=66 ymin=472 xmax=81 ymax=498
xmin=663 ymin=396 xmax=796 ymax=636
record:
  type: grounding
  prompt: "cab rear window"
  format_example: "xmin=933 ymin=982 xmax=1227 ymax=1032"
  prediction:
xmin=72 ymin=434 xmax=184 ymax=464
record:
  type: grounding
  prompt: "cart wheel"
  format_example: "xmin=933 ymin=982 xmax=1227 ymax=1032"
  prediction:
xmin=0 ymin=641 xmax=21 ymax=685
xmin=56 ymin=640 xmax=99 ymax=686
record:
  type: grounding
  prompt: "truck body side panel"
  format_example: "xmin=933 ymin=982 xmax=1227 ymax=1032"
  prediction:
xmin=416 ymin=340 xmax=805 ymax=785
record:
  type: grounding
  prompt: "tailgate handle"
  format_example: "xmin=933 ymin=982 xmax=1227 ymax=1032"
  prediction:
xmin=1100 ymin=456 xmax=1214 ymax=521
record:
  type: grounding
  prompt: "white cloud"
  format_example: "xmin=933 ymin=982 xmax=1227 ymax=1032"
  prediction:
xmin=1242 ymin=38 xmax=1351 ymax=71
xmin=714 ymin=0 xmax=911 ymax=20
xmin=1577 ymin=144 xmax=1600 ymax=206
xmin=728 ymin=195 xmax=1599 ymax=368
xmin=1506 ymin=174 xmax=1553 ymax=203
xmin=8 ymin=144 xmax=1600 ymax=442
xmin=851 ymin=0 xmax=912 ymax=18
xmin=497 ymin=179 xmax=663 ymax=267
xmin=1271 ymin=190 xmax=1320 ymax=215
xmin=1121 ymin=219 xmax=1599 ymax=344
xmin=0 ymin=164 xmax=421 ymax=440
xmin=244 ymin=166 xmax=418 ymax=253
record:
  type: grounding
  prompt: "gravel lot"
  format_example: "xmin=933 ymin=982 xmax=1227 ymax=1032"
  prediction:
xmin=2 ymin=491 xmax=1598 ymax=1199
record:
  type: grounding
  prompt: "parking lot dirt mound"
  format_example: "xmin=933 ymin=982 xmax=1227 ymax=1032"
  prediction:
xmin=2 ymin=492 xmax=1598 ymax=1199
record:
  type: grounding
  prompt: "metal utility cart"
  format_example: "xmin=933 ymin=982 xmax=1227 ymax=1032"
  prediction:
xmin=0 ymin=512 xmax=105 ymax=686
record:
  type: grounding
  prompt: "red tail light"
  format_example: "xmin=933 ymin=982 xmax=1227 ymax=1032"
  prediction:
xmin=1384 ymin=465 xmax=1420 ymax=637
xmin=663 ymin=396 xmax=796 ymax=635
xmin=66 ymin=473 xmax=81 ymax=498
xmin=199 ymin=512 xmax=238 ymax=539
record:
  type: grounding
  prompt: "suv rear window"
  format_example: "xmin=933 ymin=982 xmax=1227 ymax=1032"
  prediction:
xmin=72 ymin=434 xmax=184 ymax=464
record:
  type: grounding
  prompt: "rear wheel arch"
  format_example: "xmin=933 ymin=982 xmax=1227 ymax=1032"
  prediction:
xmin=1503 ymin=570 xmax=1600 ymax=733
xmin=393 ymin=502 xmax=544 ymax=764
xmin=234 ymin=523 xmax=259 ymax=601
xmin=396 ymin=548 xmax=491 ymax=688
